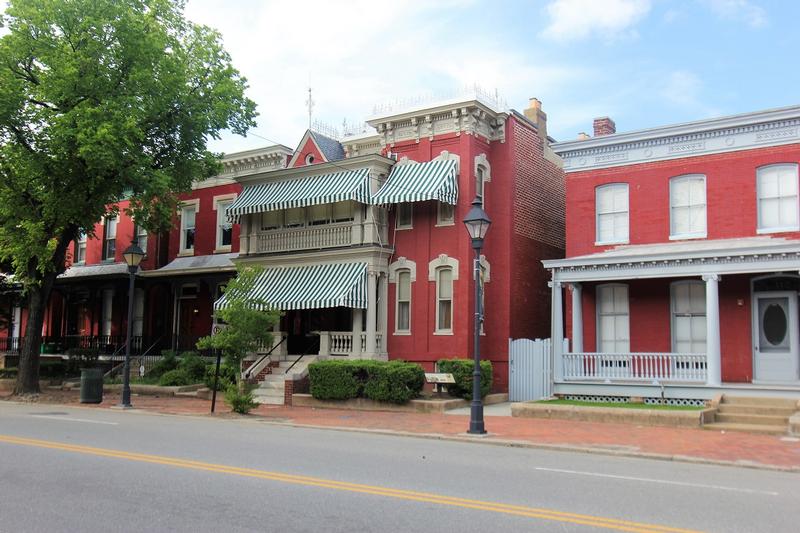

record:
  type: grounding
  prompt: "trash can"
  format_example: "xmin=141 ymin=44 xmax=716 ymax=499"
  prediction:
xmin=80 ymin=368 xmax=104 ymax=404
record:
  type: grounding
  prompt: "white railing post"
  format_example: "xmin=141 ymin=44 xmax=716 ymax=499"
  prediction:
xmin=569 ymin=283 xmax=583 ymax=353
xmin=703 ymin=274 xmax=722 ymax=387
xmin=318 ymin=331 xmax=330 ymax=356
xmin=550 ymin=281 xmax=564 ymax=381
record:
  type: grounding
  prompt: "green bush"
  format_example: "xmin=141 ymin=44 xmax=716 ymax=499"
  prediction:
xmin=158 ymin=368 xmax=192 ymax=387
xmin=225 ymin=384 xmax=258 ymax=414
xmin=309 ymin=360 xmax=424 ymax=403
xmin=177 ymin=352 xmax=206 ymax=382
xmin=150 ymin=351 xmax=179 ymax=378
xmin=436 ymin=359 xmax=493 ymax=400
xmin=204 ymin=363 xmax=238 ymax=391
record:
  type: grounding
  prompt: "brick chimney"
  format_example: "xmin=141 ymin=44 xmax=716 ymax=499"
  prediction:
xmin=593 ymin=117 xmax=616 ymax=136
xmin=523 ymin=97 xmax=548 ymax=142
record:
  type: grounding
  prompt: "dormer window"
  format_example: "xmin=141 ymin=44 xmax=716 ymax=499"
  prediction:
xmin=305 ymin=154 xmax=315 ymax=165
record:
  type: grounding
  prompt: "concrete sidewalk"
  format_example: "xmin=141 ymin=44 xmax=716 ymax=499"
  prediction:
xmin=3 ymin=389 xmax=800 ymax=471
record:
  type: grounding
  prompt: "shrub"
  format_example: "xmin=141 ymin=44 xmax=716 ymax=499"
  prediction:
xmin=204 ymin=363 xmax=238 ymax=391
xmin=309 ymin=360 xmax=424 ymax=403
xmin=158 ymin=368 xmax=192 ymax=387
xmin=65 ymin=348 xmax=99 ymax=375
xmin=225 ymin=384 xmax=258 ymax=414
xmin=150 ymin=351 xmax=179 ymax=379
xmin=177 ymin=352 xmax=207 ymax=382
xmin=436 ymin=359 xmax=493 ymax=400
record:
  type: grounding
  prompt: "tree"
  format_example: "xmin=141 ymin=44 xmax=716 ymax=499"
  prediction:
xmin=197 ymin=266 xmax=280 ymax=413
xmin=0 ymin=0 xmax=257 ymax=394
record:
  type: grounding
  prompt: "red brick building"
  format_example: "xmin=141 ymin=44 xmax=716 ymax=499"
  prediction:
xmin=545 ymin=105 xmax=800 ymax=402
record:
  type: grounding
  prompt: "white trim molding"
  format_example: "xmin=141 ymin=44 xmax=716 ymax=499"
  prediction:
xmin=428 ymin=254 xmax=459 ymax=281
xmin=388 ymin=257 xmax=417 ymax=283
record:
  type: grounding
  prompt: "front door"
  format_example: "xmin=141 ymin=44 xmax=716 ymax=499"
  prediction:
xmin=753 ymin=291 xmax=800 ymax=382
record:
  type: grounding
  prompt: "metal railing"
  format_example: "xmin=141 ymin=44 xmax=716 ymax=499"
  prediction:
xmin=243 ymin=335 xmax=287 ymax=380
xmin=285 ymin=336 xmax=321 ymax=375
xmin=562 ymin=352 xmax=707 ymax=383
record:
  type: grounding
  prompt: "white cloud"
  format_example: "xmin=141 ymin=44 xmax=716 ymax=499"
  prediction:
xmin=704 ymin=0 xmax=768 ymax=28
xmin=541 ymin=0 xmax=652 ymax=42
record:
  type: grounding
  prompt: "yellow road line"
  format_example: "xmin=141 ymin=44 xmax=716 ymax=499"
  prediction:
xmin=0 ymin=434 xmax=703 ymax=533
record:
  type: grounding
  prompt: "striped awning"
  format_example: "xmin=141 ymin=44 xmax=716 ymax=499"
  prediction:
xmin=226 ymin=168 xmax=371 ymax=221
xmin=214 ymin=262 xmax=367 ymax=311
xmin=371 ymin=159 xmax=458 ymax=205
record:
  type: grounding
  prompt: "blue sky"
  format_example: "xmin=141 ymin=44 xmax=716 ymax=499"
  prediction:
xmin=3 ymin=1 xmax=799 ymax=153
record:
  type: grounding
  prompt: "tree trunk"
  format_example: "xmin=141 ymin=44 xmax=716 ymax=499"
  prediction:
xmin=14 ymin=275 xmax=56 ymax=395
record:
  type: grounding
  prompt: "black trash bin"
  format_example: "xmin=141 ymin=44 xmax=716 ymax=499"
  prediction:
xmin=80 ymin=368 xmax=104 ymax=404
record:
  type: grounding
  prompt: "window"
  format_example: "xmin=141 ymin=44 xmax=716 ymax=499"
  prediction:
xmin=75 ymin=232 xmax=87 ymax=264
xmin=757 ymin=164 xmax=799 ymax=232
xmin=180 ymin=205 xmax=196 ymax=253
xmin=308 ymin=204 xmax=330 ymax=226
xmin=261 ymin=211 xmax=282 ymax=231
xmin=216 ymin=200 xmax=233 ymax=249
xmin=670 ymin=175 xmax=706 ymax=239
xmin=395 ymin=270 xmax=411 ymax=333
xmin=305 ymin=154 xmax=315 ymax=165
xmin=332 ymin=201 xmax=353 ymax=222
xmin=102 ymin=216 xmax=117 ymax=260
xmin=437 ymin=202 xmax=455 ymax=225
xmin=476 ymin=165 xmax=486 ymax=202
xmin=596 ymin=284 xmax=629 ymax=352
xmin=285 ymin=207 xmax=305 ymax=228
xmin=396 ymin=203 xmax=412 ymax=229
xmin=436 ymin=267 xmax=453 ymax=333
xmin=135 ymin=224 xmax=148 ymax=254
xmin=595 ymin=184 xmax=629 ymax=244
xmin=671 ymin=281 xmax=706 ymax=353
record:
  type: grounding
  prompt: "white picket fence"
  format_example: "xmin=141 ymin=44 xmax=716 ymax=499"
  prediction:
xmin=508 ymin=338 xmax=567 ymax=402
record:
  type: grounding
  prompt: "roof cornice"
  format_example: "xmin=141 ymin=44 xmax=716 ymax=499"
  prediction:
xmin=236 ymin=153 xmax=395 ymax=184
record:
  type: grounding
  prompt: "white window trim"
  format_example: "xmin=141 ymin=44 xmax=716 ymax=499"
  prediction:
xmin=670 ymin=280 xmax=706 ymax=353
xmin=434 ymin=266 xmax=454 ymax=335
xmin=179 ymin=199 xmax=200 ymax=256
xmin=429 ymin=255 xmax=459 ymax=335
xmin=595 ymin=183 xmax=629 ymax=246
xmin=213 ymin=194 xmax=237 ymax=253
xmin=76 ymin=232 xmax=88 ymax=265
xmin=669 ymin=174 xmax=707 ymax=240
xmin=595 ymin=283 xmax=630 ymax=353
xmin=435 ymin=201 xmax=455 ymax=227
xmin=393 ymin=269 xmax=412 ymax=335
xmin=102 ymin=215 xmax=119 ymax=262
xmin=756 ymin=163 xmax=800 ymax=234
xmin=396 ymin=203 xmax=413 ymax=230
xmin=428 ymin=254 xmax=459 ymax=281
xmin=389 ymin=258 xmax=417 ymax=336
xmin=474 ymin=153 xmax=491 ymax=202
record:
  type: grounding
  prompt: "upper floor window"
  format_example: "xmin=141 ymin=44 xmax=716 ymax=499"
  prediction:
xmin=395 ymin=270 xmax=411 ymax=333
xmin=597 ymin=284 xmax=629 ymax=353
xmin=261 ymin=210 xmax=282 ymax=231
xmin=476 ymin=165 xmax=487 ymax=202
xmin=332 ymin=201 xmax=354 ymax=222
xmin=134 ymin=223 xmax=148 ymax=254
xmin=670 ymin=175 xmax=707 ymax=239
xmin=757 ymin=164 xmax=799 ymax=233
xmin=285 ymin=207 xmax=305 ymax=228
xmin=435 ymin=267 xmax=453 ymax=333
xmin=102 ymin=216 xmax=117 ymax=261
xmin=437 ymin=202 xmax=455 ymax=225
xmin=180 ymin=205 xmax=196 ymax=253
xmin=595 ymin=183 xmax=629 ymax=245
xmin=75 ymin=232 xmax=87 ymax=264
xmin=396 ymin=203 xmax=413 ymax=230
xmin=671 ymin=281 xmax=706 ymax=353
xmin=216 ymin=200 xmax=233 ymax=249
xmin=308 ymin=204 xmax=330 ymax=226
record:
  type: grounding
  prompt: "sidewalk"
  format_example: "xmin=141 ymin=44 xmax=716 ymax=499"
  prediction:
xmin=3 ymin=389 xmax=800 ymax=472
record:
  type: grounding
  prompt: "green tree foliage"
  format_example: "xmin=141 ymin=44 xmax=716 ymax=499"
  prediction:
xmin=0 ymin=0 xmax=257 ymax=394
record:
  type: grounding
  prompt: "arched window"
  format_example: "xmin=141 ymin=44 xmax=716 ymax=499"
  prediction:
xmin=395 ymin=270 xmax=411 ymax=333
xmin=436 ymin=267 xmax=453 ymax=333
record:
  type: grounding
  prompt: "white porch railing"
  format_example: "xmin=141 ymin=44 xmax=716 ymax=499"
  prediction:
xmin=318 ymin=331 xmax=384 ymax=356
xmin=562 ymin=352 xmax=707 ymax=383
xmin=360 ymin=332 xmax=383 ymax=353
xmin=330 ymin=332 xmax=354 ymax=355
xmin=255 ymin=223 xmax=353 ymax=253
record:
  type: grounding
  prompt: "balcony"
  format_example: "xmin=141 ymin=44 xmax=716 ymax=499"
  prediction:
xmin=562 ymin=352 xmax=707 ymax=383
xmin=245 ymin=218 xmax=387 ymax=255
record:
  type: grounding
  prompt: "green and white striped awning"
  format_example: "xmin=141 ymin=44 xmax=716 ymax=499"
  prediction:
xmin=226 ymin=168 xmax=371 ymax=221
xmin=371 ymin=159 xmax=458 ymax=205
xmin=214 ymin=262 xmax=367 ymax=311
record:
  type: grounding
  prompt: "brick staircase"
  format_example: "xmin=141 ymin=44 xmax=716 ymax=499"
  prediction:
xmin=704 ymin=395 xmax=799 ymax=435
xmin=252 ymin=356 xmax=316 ymax=405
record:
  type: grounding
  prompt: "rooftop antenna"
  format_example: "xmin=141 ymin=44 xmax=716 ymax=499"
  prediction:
xmin=305 ymin=85 xmax=314 ymax=129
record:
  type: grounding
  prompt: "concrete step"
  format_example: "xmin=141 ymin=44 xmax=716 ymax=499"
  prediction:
xmin=258 ymin=381 xmax=284 ymax=391
xmin=717 ymin=404 xmax=796 ymax=416
xmin=715 ymin=413 xmax=789 ymax=426
xmin=721 ymin=395 xmax=798 ymax=409
xmin=254 ymin=395 xmax=284 ymax=405
xmin=703 ymin=422 xmax=787 ymax=435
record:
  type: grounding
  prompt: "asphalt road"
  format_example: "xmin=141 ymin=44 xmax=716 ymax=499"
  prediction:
xmin=0 ymin=402 xmax=797 ymax=533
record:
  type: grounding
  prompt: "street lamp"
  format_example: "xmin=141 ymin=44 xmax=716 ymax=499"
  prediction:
xmin=120 ymin=241 xmax=145 ymax=408
xmin=462 ymin=196 xmax=491 ymax=435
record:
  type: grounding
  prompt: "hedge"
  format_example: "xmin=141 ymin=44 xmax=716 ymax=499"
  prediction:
xmin=158 ymin=368 xmax=193 ymax=387
xmin=436 ymin=359 xmax=493 ymax=400
xmin=308 ymin=360 xmax=424 ymax=404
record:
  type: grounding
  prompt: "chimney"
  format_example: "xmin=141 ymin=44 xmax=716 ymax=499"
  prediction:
xmin=593 ymin=117 xmax=616 ymax=136
xmin=577 ymin=132 xmax=590 ymax=140
xmin=523 ymin=97 xmax=548 ymax=142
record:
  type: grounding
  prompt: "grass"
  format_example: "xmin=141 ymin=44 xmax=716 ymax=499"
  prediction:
xmin=534 ymin=399 xmax=706 ymax=411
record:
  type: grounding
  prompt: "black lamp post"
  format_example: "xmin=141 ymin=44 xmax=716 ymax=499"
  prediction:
xmin=463 ymin=196 xmax=491 ymax=435
xmin=120 ymin=241 xmax=145 ymax=408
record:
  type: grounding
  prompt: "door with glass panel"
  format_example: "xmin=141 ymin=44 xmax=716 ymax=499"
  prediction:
xmin=753 ymin=291 xmax=799 ymax=382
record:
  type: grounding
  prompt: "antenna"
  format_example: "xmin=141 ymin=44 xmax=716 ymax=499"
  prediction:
xmin=305 ymin=86 xmax=314 ymax=129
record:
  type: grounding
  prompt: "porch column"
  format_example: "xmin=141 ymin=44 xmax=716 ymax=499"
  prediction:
xmin=102 ymin=289 xmax=113 ymax=338
xmin=378 ymin=273 xmax=388 ymax=354
xmin=550 ymin=280 xmax=564 ymax=381
xmin=351 ymin=309 xmax=363 ymax=358
xmin=703 ymin=274 xmax=721 ymax=386
xmin=365 ymin=271 xmax=378 ymax=357
xmin=569 ymin=283 xmax=583 ymax=353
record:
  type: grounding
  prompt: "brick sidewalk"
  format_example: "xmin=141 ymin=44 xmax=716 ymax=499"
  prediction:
xmin=3 ymin=389 xmax=800 ymax=471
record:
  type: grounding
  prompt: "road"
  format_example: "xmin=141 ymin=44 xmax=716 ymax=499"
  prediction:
xmin=0 ymin=402 xmax=797 ymax=533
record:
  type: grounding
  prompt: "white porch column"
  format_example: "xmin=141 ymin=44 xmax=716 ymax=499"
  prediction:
xmin=102 ymin=289 xmax=114 ymax=338
xmin=378 ymin=273 xmax=388 ymax=354
xmin=318 ymin=331 xmax=330 ymax=356
xmin=239 ymin=215 xmax=250 ymax=254
xmin=703 ymin=274 xmax=721 ymax=386
xmin=569 ymin=283 xmax=583 ymax=353
xmin=11 ymin=305 xmax=21 ymax=338
xmin=550 ymin=280 xmax=564 ymax=381
xmin=365 ymin=271 xmax=378 ymax=357
xmin=132 ymin=288 xmax=145 ymax=337
xmin=351 ymin=309 xmax=363 ymax=358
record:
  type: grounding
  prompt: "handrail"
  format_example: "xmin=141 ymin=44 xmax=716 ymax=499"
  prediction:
xmin=105 ymin=336 xmax=162 ymax=379
xmin=140 ymin=336 xmax=163 ymax=357
xmin=243 ymin=335 xmax=287 ymax=380
xmin=284 ymin=336 xmax=320 ymax=375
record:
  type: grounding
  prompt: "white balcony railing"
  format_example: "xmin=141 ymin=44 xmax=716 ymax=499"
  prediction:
xmin=563 ymin=352 xmax=707 ymax=383
xmin=318 ymin=331 xmax=384 ymax=356
xmin=330 ymin=332 xmax=354 ymax=355
xmin=255 ymin=223 xmax=353 ymax=254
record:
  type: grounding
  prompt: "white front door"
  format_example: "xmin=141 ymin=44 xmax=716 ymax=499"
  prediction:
xmin=753 ymin=291 xmax=800 ymax=382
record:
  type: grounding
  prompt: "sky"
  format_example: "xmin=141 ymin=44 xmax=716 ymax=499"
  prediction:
xmin=2 ymin=0 xmax=800 ymax=154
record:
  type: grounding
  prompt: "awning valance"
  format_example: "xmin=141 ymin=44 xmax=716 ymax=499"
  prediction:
xmin=226 ymin=168 xmax=371 ymax=221
xmin=214 ymin=262 xmax=367 ymax=311
xmin=371 ymin=159 xmax=458 ymax=205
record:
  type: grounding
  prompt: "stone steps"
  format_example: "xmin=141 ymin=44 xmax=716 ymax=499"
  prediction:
xmin=720 ymin=396 xmax=797 ymax=408
xmin=717 ymin=404 xmax=795 ymax=417
xmin=714 ymin=413 xmax=789 ymax=426
xmin=708 ymin=395 xmax=799 ymax=435
xmin=703 ymin=422 xmax=788 ymax=435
